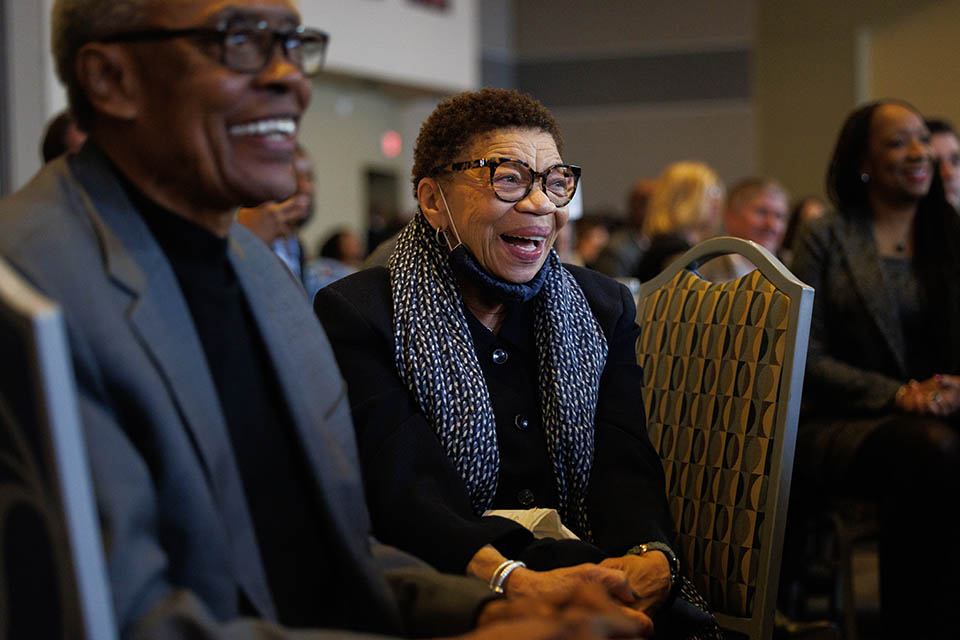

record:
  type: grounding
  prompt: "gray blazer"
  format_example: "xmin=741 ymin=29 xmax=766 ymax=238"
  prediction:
xmin=0 ymin=145 xmax=491 ymax=639
xmin=790 ymin=211 xmax=960 ymax=482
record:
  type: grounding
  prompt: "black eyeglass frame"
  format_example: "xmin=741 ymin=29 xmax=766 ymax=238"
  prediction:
xmin=99 ymin=22 xmax=329 ymax=76
xmin=433 ymin=157 xmax=582 ymax=206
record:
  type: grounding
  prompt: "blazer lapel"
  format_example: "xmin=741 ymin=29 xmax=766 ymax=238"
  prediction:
xmin=228 ymin=231 xmax=366 ymax=525
xmin=229 ymin=232 xmax=402 ymax=625
xmin=836 ymin=214 xmax=908 ymax=375
xmin=68 ymin=147 xmax=277 ymax=620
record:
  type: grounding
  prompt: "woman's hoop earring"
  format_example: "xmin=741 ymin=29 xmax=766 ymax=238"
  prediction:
xmin=436 ymin=226 xmax=449 ymax=248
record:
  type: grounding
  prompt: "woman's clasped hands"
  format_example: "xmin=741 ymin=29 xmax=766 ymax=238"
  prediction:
xmin=895 ymin=374 xmax=960 ymax=416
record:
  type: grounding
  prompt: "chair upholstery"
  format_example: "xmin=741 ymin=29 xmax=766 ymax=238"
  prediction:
xmin=635 ymin=237 xmax=813 ymax=640
xmin=0 ymin=256 xmax=116 ymax=640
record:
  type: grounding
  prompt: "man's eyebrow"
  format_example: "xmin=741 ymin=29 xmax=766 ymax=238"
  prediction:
xmin=211 ymin=8 xmax=300 ymax=28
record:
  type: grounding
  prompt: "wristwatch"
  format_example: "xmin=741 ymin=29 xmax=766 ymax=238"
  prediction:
xmin=628 ymin=541 xmax=680 ymax=585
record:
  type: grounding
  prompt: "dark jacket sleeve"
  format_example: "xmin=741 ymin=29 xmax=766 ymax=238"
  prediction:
xmin=567 ymin=267 xmax=676 ymax=554
xmin=790 ymin=216 xmax=902 ymax=414
xmin=315 ymin=269 xmax=536 ymax=574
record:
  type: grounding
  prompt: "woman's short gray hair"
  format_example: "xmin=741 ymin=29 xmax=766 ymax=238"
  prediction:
xmin=51 ymin=0 xmax=153 ymax=129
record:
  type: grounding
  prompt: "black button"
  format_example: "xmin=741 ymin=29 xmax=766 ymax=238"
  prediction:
xmin=517 ymin=489 xmax=535 ymax=506
xmin=492 ymin=348 xmax=508 ymax=364
xmin=514 ymin=414 xmax=529 ymax=430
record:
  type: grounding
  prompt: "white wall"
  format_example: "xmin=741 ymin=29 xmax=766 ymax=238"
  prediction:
xmin=298 ymin=0 xmax=478 ymax=93
xmin=869 ymin=0 xmax=960 ymax=126
xmin=3 ymin=0 xmax=63 ymax=192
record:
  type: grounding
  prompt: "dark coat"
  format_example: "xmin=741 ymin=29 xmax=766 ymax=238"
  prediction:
xmin=790 ymin=210 xmax=960 ymax=484
xmin=315 ymin=264 xmax=674 ymax=574
xmin=0 ymin=145 xmax=493 ymax=639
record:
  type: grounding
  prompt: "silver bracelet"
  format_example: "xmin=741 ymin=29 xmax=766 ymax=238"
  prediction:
xmin=489 ymin=560 xmax=526 ymax=594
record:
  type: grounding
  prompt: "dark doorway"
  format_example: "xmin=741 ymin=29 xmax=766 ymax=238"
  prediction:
xmin=365 ymin=168 xmax=401 ymax=255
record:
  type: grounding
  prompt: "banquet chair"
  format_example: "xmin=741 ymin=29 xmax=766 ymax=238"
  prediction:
xmin=635 ymin=237 xmax=814 ymax=640
xmin=0 ymin=256 xmax=116 ymax=640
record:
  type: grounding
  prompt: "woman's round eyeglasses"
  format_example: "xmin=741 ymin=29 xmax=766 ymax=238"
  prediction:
xmin=433 ymin=157 xmax=581 ymax=207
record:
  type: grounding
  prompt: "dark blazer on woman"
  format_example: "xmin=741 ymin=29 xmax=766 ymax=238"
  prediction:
xmin=315 ymin=265 xmax=675 ymax=574
xmin=790 ymin=211 xmax=960 ymax=484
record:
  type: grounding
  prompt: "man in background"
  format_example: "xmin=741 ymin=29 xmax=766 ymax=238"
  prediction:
xmin=40 ymin=109 xmax=87 ymax=163
xmin=927 ymin=119 xmax=960 ymax=210
xmin=592 ymin=177 xmax=654 ymax=278
xmin=237 ymin=145 xmax=314 ymax=281
xmin=701 ymin=177 xmax=790 ymax=280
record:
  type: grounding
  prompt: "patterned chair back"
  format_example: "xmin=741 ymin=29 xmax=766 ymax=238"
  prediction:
xmin=635 ymin=237 xmax=813 ymax=640
xmin=0 ymin=256 xmax=116 ymax=640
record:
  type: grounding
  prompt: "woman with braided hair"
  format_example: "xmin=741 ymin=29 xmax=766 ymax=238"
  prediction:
xmin=316 ymin=88 xmax=717 ymax=638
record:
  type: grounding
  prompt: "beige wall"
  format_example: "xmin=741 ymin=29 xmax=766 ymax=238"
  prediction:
xmin=869 ymin=0 xmax=960 ymax=126
xmin=756 ymin=0 xmax=945 ymax=204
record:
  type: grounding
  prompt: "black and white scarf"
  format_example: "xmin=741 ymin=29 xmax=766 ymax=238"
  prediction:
xmin=389 ymin=213 xmax=608 ymax=536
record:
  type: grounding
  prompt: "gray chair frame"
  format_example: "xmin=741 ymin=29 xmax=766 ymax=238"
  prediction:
xmin=0 ymin=257 xmax=117 ymax=640
xmin=636 ymin=236 xmax=814 ymax=640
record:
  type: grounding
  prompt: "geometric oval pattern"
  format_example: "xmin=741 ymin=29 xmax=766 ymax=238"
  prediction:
xmin=636 ymin=268 xmax=791 ymax=618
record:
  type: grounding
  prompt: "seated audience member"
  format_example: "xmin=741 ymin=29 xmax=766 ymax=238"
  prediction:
xmin=316 ymin=88 xmax=719 ymax=639
xmin=699 ymin=177 xmax=789 ymax=280
xmin=0 ymin=2 xmax=654 ymax=639
xmin=40 ymin=109 xmax=87 ymax=162
xmin=633 ymin=162 xmax=724 ymax=282
xmin=237 ymin=145 xmax=314 ymax=282
xmin=570 ymin=215 xmax=611 ymax=269
xmin=304 ymin=227 xmax=366 ymax=294
xmin=926 ymin=118 xmax=960 ymax=210
xmin=780 ymin=195 xmax=826 ymax=266
xmin=593 ymin=178 xmax=654 ymax=277
xmin=790 ymin=100 xmax=960 ymax=640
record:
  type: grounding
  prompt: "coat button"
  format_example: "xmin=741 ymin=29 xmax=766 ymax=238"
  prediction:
xmin=492 ymin=348 xmax=508 ymax=364
xmin=517 ymin=489 xmax=535 ymax=506
xmin=514 ymin=414 xmax=529 ymax=430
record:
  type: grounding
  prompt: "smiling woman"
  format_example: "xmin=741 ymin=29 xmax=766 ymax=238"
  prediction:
xmin=791 ymin=99 xmax=960 ymax=639
xmin=316 ymin=88 xmax=720 ymax=638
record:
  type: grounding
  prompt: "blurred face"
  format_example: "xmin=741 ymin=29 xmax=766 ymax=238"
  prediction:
xmin=931 ymin=131 xmax=960 ymax=208
xmin=863 ymin=104 xmax=934 ymax=205
xmin=128 ymin=0 xmax=312 ymax=212
xmin=724 ymin=188 xmax=789 ymax=252
xmin=437 ymin=128 xmax=569 ymax=283
xmin=289 ymin=150 xmax=315 ymax=225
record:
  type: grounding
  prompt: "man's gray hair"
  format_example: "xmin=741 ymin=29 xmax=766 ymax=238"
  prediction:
xmin=51 ymin=0 xmax=153 ymax=129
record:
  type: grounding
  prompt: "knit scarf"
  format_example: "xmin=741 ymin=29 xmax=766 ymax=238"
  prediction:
xmin=389 ymin=213 xmax=608 ymax=537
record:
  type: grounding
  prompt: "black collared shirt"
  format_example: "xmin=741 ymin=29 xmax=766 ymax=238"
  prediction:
xmin=462 ymin=301 xmax=559 ymax=511
xmin=125 ymin=183 xmax=333 ymax=627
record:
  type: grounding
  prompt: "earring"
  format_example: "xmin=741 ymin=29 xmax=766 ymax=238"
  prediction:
xmin=860 ymin=172 xmax=870 ymax=183
xmin=436 ymin=226 xmax=449 ymax=247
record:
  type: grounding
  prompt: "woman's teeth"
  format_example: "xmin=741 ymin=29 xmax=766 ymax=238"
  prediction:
xmin=502 ymin=234 xmax=545 ymax=252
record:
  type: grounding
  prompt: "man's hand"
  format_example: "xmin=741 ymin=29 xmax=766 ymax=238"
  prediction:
xmin=468 ymin=583 xmax=654 ymax=639
xmin=236 ymin=195 xmax=310 ymax=244
xmin=506 ymin=563 xmax=638 ymax=606
xmin=600 ymin=553 xmax=671 ymax=615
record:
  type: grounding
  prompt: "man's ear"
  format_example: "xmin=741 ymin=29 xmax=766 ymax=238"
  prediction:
xmin=417 ymin=177 xmax=447 ymax=231
xmin=75 ymin=43 xmax=141 ymax=121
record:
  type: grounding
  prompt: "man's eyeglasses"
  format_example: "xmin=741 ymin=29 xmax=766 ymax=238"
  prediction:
xmin=100 ymin=22 xmax=329 ymax=76
xmin=433 ymin=157 xmax=581 ymax=207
